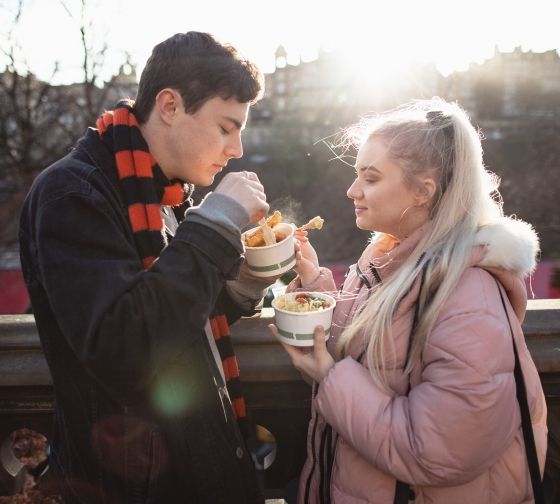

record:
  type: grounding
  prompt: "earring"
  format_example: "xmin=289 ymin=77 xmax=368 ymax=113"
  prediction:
xmin=399 ymin=204 xmax=416 ymax=223
xmin=397 ymin=202 xmax=428 ymax=238
xmin=397 ymin=204 xmax=416 ymax=238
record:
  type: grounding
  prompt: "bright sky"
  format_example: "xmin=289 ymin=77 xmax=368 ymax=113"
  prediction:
xmin=1 ymin=0 xmax=559 ymax=84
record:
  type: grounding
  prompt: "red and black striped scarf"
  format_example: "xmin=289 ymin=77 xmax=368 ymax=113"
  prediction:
xmin=96 ymin=100 xmax=249 ymax=435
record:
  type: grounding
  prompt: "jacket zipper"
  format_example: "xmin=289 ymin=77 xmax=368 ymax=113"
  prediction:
xmin=318 ymin=424 xmax=331 ymax=504
xmin=313 ymin=263 xmax=384 ymax=502
xmin=305 ymin=260 xmax=385 ymax=503
xmin=304 ymin=383 xmax=320 ymax=503
xmin=369 ymin=262 xmax=382 ymax=285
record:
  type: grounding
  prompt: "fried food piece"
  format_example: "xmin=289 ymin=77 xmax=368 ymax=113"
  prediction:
xmin=299 ymin=216 xmax=324 ymax=231
xmin=260 ymin=218 xmax=277 ymax=246
xmin=244 ymin=211 xmax=283 ymax=247
xmin=274 ymin=231 xmax=287 ymax=242
xmin=266 ymin=210 xmax=282 ymax=228
xmin=245 ymin=232 xmax=265 ymax=247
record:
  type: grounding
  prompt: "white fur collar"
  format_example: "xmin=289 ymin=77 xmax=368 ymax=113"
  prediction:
xmin=475 ymin=218 xmax=540 ymax=277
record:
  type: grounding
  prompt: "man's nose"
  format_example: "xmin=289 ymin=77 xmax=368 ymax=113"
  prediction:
xmin=226 ymin=135 xmax=243 ymax=159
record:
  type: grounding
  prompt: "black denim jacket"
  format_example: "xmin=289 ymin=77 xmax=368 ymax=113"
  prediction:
xmin=18 ymin=129 xmax=263 ymax=503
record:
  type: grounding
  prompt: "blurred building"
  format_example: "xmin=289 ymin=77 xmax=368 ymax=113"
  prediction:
xmin=245 ymin=46 xmax=445 ymax=153
xmin=245 ymin=45 xmax=560 ymax=150
xmin=443 ymin=46 xmax=560 ymax=137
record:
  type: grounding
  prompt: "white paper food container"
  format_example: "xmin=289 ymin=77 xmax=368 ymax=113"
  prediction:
xmin=272 ymin=292 xmax=336 ymax=347
xmin=243 ymin=223 xmax=296 ymax=277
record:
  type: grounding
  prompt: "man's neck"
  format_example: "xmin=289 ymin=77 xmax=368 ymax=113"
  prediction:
xmin=139 ymin=119 xmax=171 ymax=179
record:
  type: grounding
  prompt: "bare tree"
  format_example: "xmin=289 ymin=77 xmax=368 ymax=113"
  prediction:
xmin=0 ymin=1 xmax=71 ymax=245
xmin=58 ymin=0 xmax=133 ymax=126
xmin=0 ymin=1 xmax=64 ymax=186
xmin=0 ymin=0 xmax=135 ymax=247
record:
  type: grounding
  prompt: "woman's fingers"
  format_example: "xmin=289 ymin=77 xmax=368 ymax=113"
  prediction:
xmin=313 ymin=325 xmax=327 ymax=350
xmin=294 ymin=229 xmax=309 ymax=242
xmin=268 ymin=324 xmax=314 ymax=365
xmin=268 ymin=324 xmax=300 ymax=361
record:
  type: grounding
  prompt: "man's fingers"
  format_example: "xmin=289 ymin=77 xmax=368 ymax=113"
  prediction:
xmin=244 ymin=171 xmax=260 ymax=182
xmin=250 ymin=206 xmax=269 ymax=224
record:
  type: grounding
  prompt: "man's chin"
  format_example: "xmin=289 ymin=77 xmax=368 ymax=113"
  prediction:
xmin=201 ymin=175 xmax=215 ymax=187
xmin=190 ymin=174 xmax=215 ymax=187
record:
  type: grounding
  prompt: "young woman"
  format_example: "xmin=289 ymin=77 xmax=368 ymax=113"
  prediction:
xmin=270 ymin=98 xmax=547 ymax=503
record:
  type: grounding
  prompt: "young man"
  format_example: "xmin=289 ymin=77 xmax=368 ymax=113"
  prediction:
xmin=19 ymin=32 xmax=272 ymax=503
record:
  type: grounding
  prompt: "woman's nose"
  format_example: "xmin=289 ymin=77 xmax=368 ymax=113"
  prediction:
xmin=347 ymin=179 xmax=360 ymax=200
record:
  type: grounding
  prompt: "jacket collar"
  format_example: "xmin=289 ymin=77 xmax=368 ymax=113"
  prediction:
xmin=355 ymin=217 xmax=538 ymax=323
xmin=357 ymin=222 xmax=432 ymax=284
xmin=471 ymin=218 xmax=539 ymax=322
xmin=75 ymin=128 xmax=121 ymax=189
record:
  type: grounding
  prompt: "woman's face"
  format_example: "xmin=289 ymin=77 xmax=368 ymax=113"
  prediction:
xmin=347 ymin=137 xmax=428 ymax=239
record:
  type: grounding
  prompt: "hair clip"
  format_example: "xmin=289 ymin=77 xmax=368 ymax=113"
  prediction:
xmin=426 ymin=110 xmax=454 ymax=142
xmin=426 ymin=110 xmax=448 ymax=125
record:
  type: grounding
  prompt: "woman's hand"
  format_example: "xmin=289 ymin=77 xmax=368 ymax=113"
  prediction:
xmin=268 ymin=323 xmax=334 ymax=383
xmin=294 ymin=229 xmax=320 ymax=285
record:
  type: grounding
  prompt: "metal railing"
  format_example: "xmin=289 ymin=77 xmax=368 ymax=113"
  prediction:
xmin=0 ymin=300 xmax=559 ymax=500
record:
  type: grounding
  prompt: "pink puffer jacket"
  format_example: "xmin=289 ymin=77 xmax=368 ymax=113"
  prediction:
xmin=291 ymin=219 xmax=547 ymax=504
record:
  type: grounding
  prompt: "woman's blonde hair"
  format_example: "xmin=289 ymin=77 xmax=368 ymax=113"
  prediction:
xmin=337 ymin=97 xmax=503 ymax=391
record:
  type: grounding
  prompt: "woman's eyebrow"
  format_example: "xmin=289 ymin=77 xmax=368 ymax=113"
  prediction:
xmin=356 ymin=164 xmax=382 ymax=174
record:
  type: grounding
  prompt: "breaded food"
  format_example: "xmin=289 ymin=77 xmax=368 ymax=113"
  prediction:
xmin=300 ymin=216 xmax=324 ymax=230
xmin=243 ymin=212 xmax=325 ymax=247
xmin=266 ymin=210 xmax=282 ymax=228
xmin=244 ymin=211 xmax=282 ymax=247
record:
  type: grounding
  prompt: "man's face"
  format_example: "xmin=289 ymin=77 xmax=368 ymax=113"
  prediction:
xmin=164 ymin=96 xmax=250 ymax=186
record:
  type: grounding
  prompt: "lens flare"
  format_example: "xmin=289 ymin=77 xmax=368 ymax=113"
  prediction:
xmin=151 ymin=366 xmax=193 ymax=417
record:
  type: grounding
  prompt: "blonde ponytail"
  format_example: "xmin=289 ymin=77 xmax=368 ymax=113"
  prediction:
xmin=337 ymin=98 xmax=503 ymax=391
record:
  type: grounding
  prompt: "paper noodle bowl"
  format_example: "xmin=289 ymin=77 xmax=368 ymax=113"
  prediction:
xmin=272 ymin=292 xmax=336 ymax=347
xmin=243 ymin=223 xmax=296 ymax=277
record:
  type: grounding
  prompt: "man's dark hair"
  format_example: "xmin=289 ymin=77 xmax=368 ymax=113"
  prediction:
xmin=134 ymin=31 xmax=264 ymax=123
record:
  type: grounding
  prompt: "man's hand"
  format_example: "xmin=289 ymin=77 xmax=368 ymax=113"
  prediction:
xmin=269 ymin=324 xmax=334 ymax=383
xmin=215 ymin=171 xmax=269 ymax=224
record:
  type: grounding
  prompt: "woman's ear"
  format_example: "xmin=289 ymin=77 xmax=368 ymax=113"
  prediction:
xmin=154 ymin=88 xmax=179 ymax=125
xmin=416 ymin=176 xmax=437 ymax=207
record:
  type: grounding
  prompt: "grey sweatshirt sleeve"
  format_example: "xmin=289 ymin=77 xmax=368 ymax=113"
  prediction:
xmin=226 ymin=265 xmax=275 ymax=311
xmin=185 ymin=192 xmax=250 ymax=253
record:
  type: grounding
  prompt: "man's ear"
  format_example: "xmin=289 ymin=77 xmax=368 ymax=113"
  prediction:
xmin=154 ymin=88 xmax=179 ymax=125
xmin=416 ymin=176 xmax=437 ymax=207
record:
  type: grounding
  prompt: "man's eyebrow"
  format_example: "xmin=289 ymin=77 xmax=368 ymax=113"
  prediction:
xmin=223 ymin=116 xmax=244 ymax=130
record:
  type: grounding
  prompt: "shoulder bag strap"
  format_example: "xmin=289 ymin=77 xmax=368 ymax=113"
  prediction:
xmin=496 ymin=280 xmax=546 ymax=504
xmin=395 ymin=277 xmax=546 ymax=503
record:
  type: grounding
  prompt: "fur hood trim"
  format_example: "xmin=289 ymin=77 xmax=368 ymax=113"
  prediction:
xmin=475 ymin=218 xmax=540 ymax=277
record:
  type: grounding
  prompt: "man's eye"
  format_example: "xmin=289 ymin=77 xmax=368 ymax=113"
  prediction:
xmin=220 ymin=126 xmax=229 ymax=134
